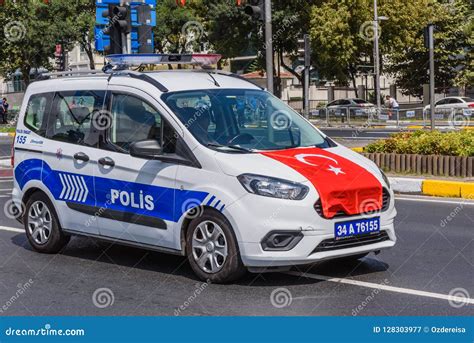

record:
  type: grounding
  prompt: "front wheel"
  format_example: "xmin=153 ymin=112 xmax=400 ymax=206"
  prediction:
xmin=186 ymin=211 xmax=246 ymax=283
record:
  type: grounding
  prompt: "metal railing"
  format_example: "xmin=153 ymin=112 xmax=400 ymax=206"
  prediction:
xmin=298 ymin=106 xmax=473 ymax=129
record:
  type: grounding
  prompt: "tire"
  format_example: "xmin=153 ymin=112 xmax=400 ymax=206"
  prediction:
xmin=24 ymin=192 xmax=70 ymax=254
xmin=186 ymin=210 xmax=246 ymax=283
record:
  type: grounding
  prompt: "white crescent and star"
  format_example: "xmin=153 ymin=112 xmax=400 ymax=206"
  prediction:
xmin=294 ymin=153 xmax=346 ymax=176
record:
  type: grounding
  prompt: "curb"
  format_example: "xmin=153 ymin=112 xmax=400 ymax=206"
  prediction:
xmin=0 ymin=132 xmax=14 ymax=137
xmin=0 ymin=159 xmax=11 ymax=168
xmin=389 ymin=177 xmax=474 ymax=199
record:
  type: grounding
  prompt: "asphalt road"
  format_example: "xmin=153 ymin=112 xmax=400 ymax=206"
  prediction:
xmin=0 ymin=176 xmax=472 ymax=316
xmin=0 ymin=138 xmax=12 ymax=158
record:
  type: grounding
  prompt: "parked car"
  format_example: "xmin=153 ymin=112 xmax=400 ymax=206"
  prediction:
xmin=423 ymin=97 xmax=474 ymax=115
xmin=327 ymin=98 xmax=376 ymax=117
xmin=11 ymin=54 xmax=396 ymax=283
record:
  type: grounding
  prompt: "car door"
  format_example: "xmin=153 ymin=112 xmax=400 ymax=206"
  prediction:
xmin=93 ymin=89 xmax=182 ymax=249
xmin=41 ymin=90 xmax=106 ymax=235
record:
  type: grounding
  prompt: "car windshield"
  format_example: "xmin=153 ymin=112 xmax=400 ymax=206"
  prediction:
xmin=162 ymin=89 xmax=329 ymax=152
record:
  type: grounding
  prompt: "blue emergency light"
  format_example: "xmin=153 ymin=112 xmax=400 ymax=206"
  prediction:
xmin=106 ymin=54 xmax=222 ymax=67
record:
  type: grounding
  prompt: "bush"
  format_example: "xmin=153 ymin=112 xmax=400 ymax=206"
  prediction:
xmin=364 ymin=130 xmax=474 ymax=157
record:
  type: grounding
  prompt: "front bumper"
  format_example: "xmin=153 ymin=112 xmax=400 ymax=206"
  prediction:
xmin=224 ymin=190 xmax=397 ymax=268
xmin=239 ymin=223 xmax=395 ymax=267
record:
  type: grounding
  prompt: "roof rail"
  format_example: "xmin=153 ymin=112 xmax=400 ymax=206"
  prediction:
xmin=110 ymin=70 xmax=169 ymax=93
xmin=34 ymin=70 xmax=106 ymax=81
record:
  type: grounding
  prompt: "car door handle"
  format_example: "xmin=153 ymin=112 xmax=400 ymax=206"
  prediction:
xmin=98 ymin=157 xmax=115 ymax=167
xmin=73 ymin=152 xmax=90 ymax=162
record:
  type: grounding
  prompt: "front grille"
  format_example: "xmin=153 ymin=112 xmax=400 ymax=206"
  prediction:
xmin=312 ymin=231 xmax=390 ymax=253
xmin=314 ymin=188 xmax=390 ymax=219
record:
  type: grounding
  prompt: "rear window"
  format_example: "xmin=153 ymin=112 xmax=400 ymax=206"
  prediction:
xmin=461 ymin=97 xmax=473 ymax=102
xmin=24 ymin=93 xmax=54 ymax=136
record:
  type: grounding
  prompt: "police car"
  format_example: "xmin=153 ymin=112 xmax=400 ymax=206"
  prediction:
xmin=11 ymin=54 xmax=396 ymax=283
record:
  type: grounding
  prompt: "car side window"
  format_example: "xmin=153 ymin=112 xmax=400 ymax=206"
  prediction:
xmin=109 ymin=93 xmax=176 ymax=153
xmin=24 ymin=93 xmax=53 ymax=136
xmin=436 ymin=99 xmax=447 ymax=106
xmin=46 ymin=91 xmax=105 ymax=147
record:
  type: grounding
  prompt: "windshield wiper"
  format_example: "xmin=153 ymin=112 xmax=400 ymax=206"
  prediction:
xmin=207 ymin=143 xmax=253 ymax=153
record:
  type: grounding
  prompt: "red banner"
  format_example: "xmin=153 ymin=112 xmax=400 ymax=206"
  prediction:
xmin=261 ymin=148 xmax=382 ymax=218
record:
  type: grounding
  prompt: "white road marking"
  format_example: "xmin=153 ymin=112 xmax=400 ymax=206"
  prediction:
xmin=0 ymin=226 xmax=24 ymax=233
xmin=285 ymin=271 xmax=474 ymax=305
xmin=395 ymin=196 xmax=474 ymax=206
xmin=0 ymin=195 xmax=11 ymax=198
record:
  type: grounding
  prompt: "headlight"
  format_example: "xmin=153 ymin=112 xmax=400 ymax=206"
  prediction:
xmin=237 ymin=174 xmax=309 ymax=200
xmin=379 ymin=168 xmax=391 ymax=189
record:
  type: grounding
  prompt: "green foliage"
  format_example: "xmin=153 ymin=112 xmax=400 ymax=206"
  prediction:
xmin=365 ymin=130 xmax=474 ymax=157
xmin=308 ymin=0 xmax=472 ymax=96
xmin=153 ymin=0 xmax=203 ymax=54
xmin=383 ymin=0 xmax=472 ymax=97
xmin=0 ymin=0 xmax=95 ymax=84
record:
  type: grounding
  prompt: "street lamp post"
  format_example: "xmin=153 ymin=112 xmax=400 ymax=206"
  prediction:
xmin=264 ymin=0 xmax=274 ymax=94
xmin=373 ymin=0 xmax=381 ymax=111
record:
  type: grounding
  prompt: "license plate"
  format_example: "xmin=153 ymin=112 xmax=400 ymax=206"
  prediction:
xmin=335 ymin=217 xmax=380 ymax=239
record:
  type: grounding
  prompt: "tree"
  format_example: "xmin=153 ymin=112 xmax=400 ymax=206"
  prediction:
xmin=153 ymin=0 xmax=203 ymax=55
xmin=0 ymin=1 xmax=58 ymax=84
xmin=308 ymin=0 xmax=472 ymax=97
xmin=0 ymin=1 xmax=96 ymax=84
xmin=309 ymin=0 xmax=373 ymax=93
xmin=383 ymin=0 xmax=472 ymax=97
xmin=67 ymin=0 xmax=97 ymax=70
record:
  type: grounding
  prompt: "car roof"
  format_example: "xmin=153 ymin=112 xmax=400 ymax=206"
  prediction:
xmin=26 ymin=70 xmax=261 ymax=95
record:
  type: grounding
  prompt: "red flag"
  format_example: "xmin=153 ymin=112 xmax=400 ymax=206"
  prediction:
xmin=261 ymin=147 xmax=383 ymax=218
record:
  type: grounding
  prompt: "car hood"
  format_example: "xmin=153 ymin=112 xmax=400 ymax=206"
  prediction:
xmin=214 ymin=145 xmax=383 ymax=186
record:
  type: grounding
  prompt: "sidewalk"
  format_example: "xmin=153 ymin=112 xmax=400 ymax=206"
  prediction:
xmin=389 ymin=176 xmax=473 ymax=199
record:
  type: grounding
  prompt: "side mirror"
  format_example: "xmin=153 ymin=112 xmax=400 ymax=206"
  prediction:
xmin=129 ymin=139 xmax=163 ymax=159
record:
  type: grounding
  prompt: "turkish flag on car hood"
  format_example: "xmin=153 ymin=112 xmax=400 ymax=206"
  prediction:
xmin=261 ymin=147 xmax=382 ymax=219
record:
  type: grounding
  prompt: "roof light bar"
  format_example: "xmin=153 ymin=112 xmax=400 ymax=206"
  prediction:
xmin=105 ymin=54 xmax=222 ymax=67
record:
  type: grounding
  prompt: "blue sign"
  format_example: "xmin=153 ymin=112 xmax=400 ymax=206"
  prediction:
xmin=0 ymin=316 xmax=472 ymax=343
xmin=95 ymin=0 xmax=156 ymax=53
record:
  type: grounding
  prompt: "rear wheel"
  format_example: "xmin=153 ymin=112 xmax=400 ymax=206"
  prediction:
xmin=186 ymin=211 xmax=246 ymax=283
xmin=24 ymin=192 xmax=70 ymax=253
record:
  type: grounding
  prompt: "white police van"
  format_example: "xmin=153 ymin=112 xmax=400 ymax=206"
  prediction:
xmin=11 ymin=54 xmax=396 ymax=283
